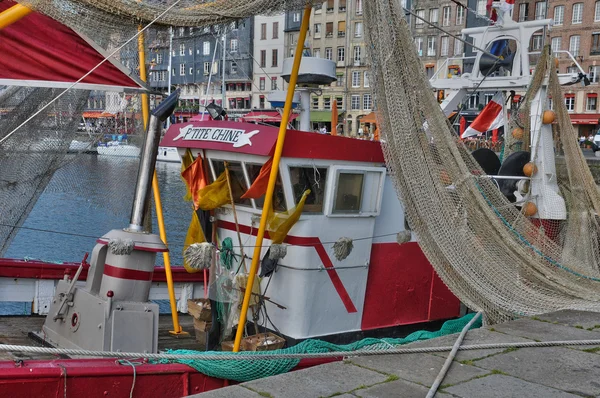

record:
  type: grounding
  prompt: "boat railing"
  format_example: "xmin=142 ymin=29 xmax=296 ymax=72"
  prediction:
xmin=429 ymin=56 xmax=476 ymax=82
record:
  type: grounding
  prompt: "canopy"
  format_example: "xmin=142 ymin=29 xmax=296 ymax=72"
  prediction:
xmin=361 ymin=111 xmax=378 ymax=124
xmin=0 ymin=1 xmax=147 ymax=92
xmin=82 ymin=111 xmax=116 ymax=119
xmin=240 ymin=110 xmax=298 ymax=123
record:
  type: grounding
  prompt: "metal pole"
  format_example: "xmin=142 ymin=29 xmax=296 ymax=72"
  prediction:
xmin=200 ymin=35 xmax=221 ymax=120
xmin=0 ymin=4 xmax=32 ymax=30
xmin=222 ymin=30 xmax=227 ymax=110
xmin=166 ymin=27 xmax=173 ymax=129
xmin=232 ymin=3 xmax=313 ymax=352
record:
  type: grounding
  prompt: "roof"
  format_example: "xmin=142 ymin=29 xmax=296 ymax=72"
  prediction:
xmin=160 ymin=120 xmax=385 ymax=163
xmin=240 ymin=111 xmax=299 ymax=123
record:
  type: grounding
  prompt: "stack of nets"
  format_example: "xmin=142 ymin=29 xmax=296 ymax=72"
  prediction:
xmin=364 ymin=0 xmax=600 ymax=323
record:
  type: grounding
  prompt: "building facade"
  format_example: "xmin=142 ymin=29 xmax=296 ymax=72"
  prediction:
xmin=515 ymin=0 xmax=600 ymax=137
xmin=252 ymin=14 xmax=286 ymax=110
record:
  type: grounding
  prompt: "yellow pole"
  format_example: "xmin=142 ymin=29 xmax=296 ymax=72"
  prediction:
xmin=233 ymin=4 xmax=312 ymax=352
xmin=138 ymin=25 xmax=186 ymax=335
xmin=0 ymin=4 xmax=32 ymax=30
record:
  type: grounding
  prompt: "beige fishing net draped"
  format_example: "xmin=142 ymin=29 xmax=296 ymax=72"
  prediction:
xmin=364 ymin=1 xmax=600 ymax=323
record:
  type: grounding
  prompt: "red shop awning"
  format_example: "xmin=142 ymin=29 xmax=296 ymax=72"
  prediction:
xmin=570 ymin=113 xmax=600 ymax=125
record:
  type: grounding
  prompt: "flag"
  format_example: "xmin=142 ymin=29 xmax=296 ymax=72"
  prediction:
xmin=331 ymin=99 xmax=339 ymax=136
xmin=502 ymin=0 xmax=515 ymax=12
xmin=180 ymin=149 xmax=195 ymax=202
xmin=461 ymin=92 xmax=504 ymax=139
xmin=241 ymin=157 xmax=273 ymax=199
xmin=268 ymin=189 xmax=311 ymax=244
xmin=196 ymin=171 xmax=231 ymax=211
xmin=181 ymin=154 xmax=208 ymax=209
xmin=183 ymin=210 xmax=206 ymax=273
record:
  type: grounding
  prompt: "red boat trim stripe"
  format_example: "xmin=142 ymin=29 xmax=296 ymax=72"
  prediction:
xmin=96 ymin=239 xmax=168 ymax=253
xmin=218 ymin=220 xmax=358 ymax=313
xmin=103 ymin=264 xmax=153 ymax=281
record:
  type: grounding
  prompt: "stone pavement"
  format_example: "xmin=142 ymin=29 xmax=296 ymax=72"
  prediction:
xmin=189 ymin=310 xmax=600 ymax=398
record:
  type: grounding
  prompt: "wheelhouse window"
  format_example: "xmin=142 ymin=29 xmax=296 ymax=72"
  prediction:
xmin=210 ymin=160 xmax=251 ymax=206
xmin=247 ymin=163 xmax=286 ymax=211
xmin=289 ymin=166 xmax=328 ymax=213
xmin=333 ymin=173 xmax=364 ymax=213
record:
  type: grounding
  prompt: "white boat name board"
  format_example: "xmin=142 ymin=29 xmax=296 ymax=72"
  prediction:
xmin=173 ymin=125 xmax=260 ymax=148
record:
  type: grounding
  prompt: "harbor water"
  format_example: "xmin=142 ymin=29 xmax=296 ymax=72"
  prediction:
xmin=5 ymin=154 xmax=190 ymax=267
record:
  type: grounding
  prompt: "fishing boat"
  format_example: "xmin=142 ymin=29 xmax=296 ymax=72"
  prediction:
xmin=1 ymin=1 xmax=600 ymax=396
xmin=96 ymin=140 xmax=141 ymax=157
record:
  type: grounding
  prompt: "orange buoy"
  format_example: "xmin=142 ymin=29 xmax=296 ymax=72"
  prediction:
xmin=512 ymin=127 xmax=524 ymax=140
xmin=523 ymin=162 xmax=538 ymax=177
xmin=542 ymin=110 xmax=555 ymax=124
xmin=522 ymin=202 xmax=537 ymax=217
xmin=440 ymin=170 xmax=452 ymax=185
xmin=554 ymin=58 xmax=559 ymax=68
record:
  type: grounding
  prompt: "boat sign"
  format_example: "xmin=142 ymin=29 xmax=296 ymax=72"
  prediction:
xmin=173 ymin=124 xmax=260 ymax=148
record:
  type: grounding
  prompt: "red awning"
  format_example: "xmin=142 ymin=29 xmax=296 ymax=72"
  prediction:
xmin=565 ymin=93 xmax=575 ymax=98
xmin=240 ymin=111 xmax=299 ymax=123
xmin=82 ymin=111 xmax=115 ymax=119
xmin=570 ymin=114 xmax=600 ymax=125
xmin=588 ymin=93 xmax=598 ymax=98
xmin=0 ymin=1 xmax=146 ymax=92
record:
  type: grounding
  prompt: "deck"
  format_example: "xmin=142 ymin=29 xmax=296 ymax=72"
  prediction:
xmin=0 ymin=314 xmax=199 ymax=361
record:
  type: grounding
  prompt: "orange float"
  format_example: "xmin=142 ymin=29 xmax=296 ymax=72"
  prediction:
xmin=523 ymin=162 xmax=538 ymax=177
xmin=522 ymin=202 xmax=537 ymax=217
xmin=512 ymin=127 xmax=524 ymax=140
xmin=542 ymin=110 xmax=555 ymax=124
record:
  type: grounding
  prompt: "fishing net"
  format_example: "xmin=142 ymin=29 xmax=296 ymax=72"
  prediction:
xmin=364 ymin=1 xmax=600 ymax=323
xmin=155 ymin=313 xmax=481 ymax=382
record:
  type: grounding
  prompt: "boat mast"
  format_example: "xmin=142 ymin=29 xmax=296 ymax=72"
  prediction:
xmin=222 ymin=28 xmax=226 ymax=110
xmin=166 ymin=26 xmax=173 ymax=129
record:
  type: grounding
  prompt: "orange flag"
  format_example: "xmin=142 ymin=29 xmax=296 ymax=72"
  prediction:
xmin=241 ymin=157 xmax=273 ymax=199
xmin=181 ymin=155 xmax=208 ymax=210
xmin=331 ymin=99 xmax=338 ymax=136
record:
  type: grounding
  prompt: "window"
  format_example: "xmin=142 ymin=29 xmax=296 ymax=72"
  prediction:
xmin=587 ymin=95 xmax=597 ymax=111
xmin=312 ymin=96 xmax=319 ymax=109
xmin=352 ymin=71 xmax=360 ymax=87
xmin=336 ymin=97 xmax=343 ymax=109
xmin=454 ymin=38 xmax=463 ymax=55
xmin=179 ymin=64 xmax=185 ymax=75
xmin=415 ymin=37 xmax=424 ymax=56
xmin=440 ymin=36 xmax=449 ymax=56
xmin=326 ymin=22 xmax=333 ymax=38
xmin=564 ymin=94 xmax=575 ymax=112
xmin=351 ymin=95 xmax=360 ymax=110
xmin=356 ymin=0 xmax=363 ymax=15
xmin=416 ymin=9 xmax=425 ymax=26
xmin=231 ymin=62 xmax=237 ymax=74
xmin=324 ymin=96 xmax=331 ymax=110
xmin=518 ymin=3 xmax=528 ymax=22
xmin=592 ymin=33 xmax=600 ymax=55
xmin=353 ymin=46 xmax=361 ymax=64
xmin=425 ymin=65 xmax=435 ymax=78
xmin=179 ymin=43 xmax=185 ymax=56
xmin=273 ymin=22 xmax=279 ymax=39
xmin=363 ymin=72 xmax=369 ymax=88
xmin=271 ymin=77 xmax=277 ymax=90
xmin=333 ymin=173 xmax=363 ymax=213
xmin=484 ymin=93 xmax=494 ymax=104
xmin=247 ymin=164 xmax=285 ymax=211
xmin=570 ymin=35 xmax=580 ymax=57
xmin=456 ymin=6 xmax=464 ymax=25
xmin=289 ymin=166 xmax=328 ymax=213
xmin=289 ymin=33 xmax=296 ymax=45
xmin=468 ymin=94 xmax=479 ymax=109
xmin=314 ymin=48 xmax=321 ymax=58
xmin=551 ymin=37 xmax=562 ymax=53
xmin=259 ymin=77 xmax=265 ymax=90
xmin=211 ymin=161 xmax=251 ymax=206
xmin=338 ymin=21 xmax=346 ymax=37
xmin=532 ymin=35 xmax=543 ymax=51
xmin=293 ymin=12 xmax=301 ymax=22
xmin=156 ymin=53 xmax=163 ymax=64
xmin=260 ymin=50 xmax=266 ymax=67
xmin=230 ymin=39 xmax=238 ymax=52
xmin=327 ymin=0 xmax=334 ymax=12
xmin=429 ymin=8 xmax=439 ymax=25
xmin=189 ymin=48 xmax=193 ymax=56
xmin=337 ymin=47 xmax=345 ymax=62
xmin=204 ymin=62 xmax=210 ymax=75
xmin=339 ymin=0 xmax=346 ymax=12
xmin=442 ymin=6 xmax=451 ymax=26
xmin=336 ymin=73 xmax=345 ymax=87
xmin=314 ymin=23 xmax=322 ymax=39
xmin=596 ymin=1 xmax=600 ymax=22
xmin=535 ymin=1 xmax=546 ymax=20
xmin=260 ymin=23 xmax=267 ymax=40
xmin=325 ymin=47 xmax=333 ymax=60
xmin=363 ymin=94 xmax=372 ymax=110
xmin=259 ymin=96 xmax=265 ymax=109
xmin=553 ymin=5 xmax=564 ymax=25
xmin=354 ymin=22 xmax=363 ymax=38
xmin=272 ymin=49 xmax=278 ymax=67
xmin=476 ymin=0 xmax=487 ymax=16
xmin=172 ymin=68 xmax=175 ymax=76
xmin=179 ymin=27 xmax=185 ymax=36
xmin=203 ymin=41 xmax=210 ymax=55
xmin=189 ymin=67 xmax=193 ymax=75
xmin=572 ymin=3 xmax=583 ymax=24
xmin=427 ymin=36 xmax=436 ymax=56
xmin=589 ymin=66 xmax=600 ymax=83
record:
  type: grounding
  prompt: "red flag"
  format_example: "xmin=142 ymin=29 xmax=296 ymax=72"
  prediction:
xmin=241 ymin=157 xmax=273 ymax=199
xmin=461 ymin=92 xmax=504 ymax=139
xmin=181 ymin=155 xmax=208 ymax=209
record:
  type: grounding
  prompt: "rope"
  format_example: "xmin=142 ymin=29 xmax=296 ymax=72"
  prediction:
xmin=426 ymin=312 xmax=482 ymax=398
xmin=2 ymin=339 xmax=600 ymax=361
xmin=116 ymin=359 xmax=141 ymax=398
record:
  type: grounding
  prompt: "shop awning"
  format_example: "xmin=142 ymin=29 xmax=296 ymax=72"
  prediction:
xmin=361 ymin=111 xmax=378 ymax=124
xmin=570 ymin=114 xmax=600 ymax=125
xmin=82 ymin=111 xmax=115 ymax=119
xmin=240 ymin=110 xmax=299 ymax=123
xmin=310 ymin=110 xmax=332 ymax=122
